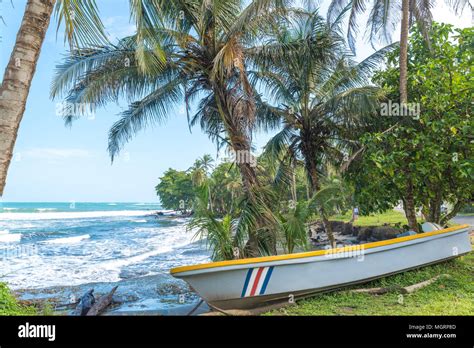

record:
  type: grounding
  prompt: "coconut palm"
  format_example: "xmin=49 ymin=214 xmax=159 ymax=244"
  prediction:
xmin=190 ymin=154 xmax=215 ymax=211
xmin=51 ymin=0 xmax=291 ymax=256
xmin=328 ymin=0 xmax=473 ymax=231
xmin=327 ymin=0 xmax=440 ymax=104
xmin=258 ymin=11 xmax=391 ymax=246
xmin=0 ymin=0 xmax=107 ymax=195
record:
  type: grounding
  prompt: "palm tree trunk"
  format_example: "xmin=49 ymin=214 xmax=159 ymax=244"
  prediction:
xmin=305 ymin=156 xmax=336 ymax=248
xmin=207 ymin=184 xmax=213 ymax=213
xmin=232 ymin=137 xmax=267 ymax=257
xmin=399 ymin=1 xmax=419 ymax=233
xmin=214 ymin=90 xmax=276 ymax=257
xmin=399 ymin=0 xmax=410 ymax=104
xmin=291 ymin=162 xmax=297 ymax=203
xmin=0 ymin=0 xmax=55 ymax=195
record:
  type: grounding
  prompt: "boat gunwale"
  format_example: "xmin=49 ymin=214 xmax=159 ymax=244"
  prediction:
xmin=170 ymin=224 xmax=471 ymax=275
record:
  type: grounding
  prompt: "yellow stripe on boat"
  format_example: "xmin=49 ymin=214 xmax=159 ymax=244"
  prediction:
xmin=170 ymin=224 xmax=470 ymax=274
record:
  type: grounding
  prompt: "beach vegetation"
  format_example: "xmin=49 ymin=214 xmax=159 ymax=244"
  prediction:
xmin=49 ymin=1 xmax=472 ymax=261
xmin=347 ymin=23 xmax=473 ymax=226
xmin=0 ymin=283 xmax=36 ymax=316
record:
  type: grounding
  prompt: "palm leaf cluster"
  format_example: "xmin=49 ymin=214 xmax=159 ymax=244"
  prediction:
xmin=51 ymin=1 xmax=393 ymax=258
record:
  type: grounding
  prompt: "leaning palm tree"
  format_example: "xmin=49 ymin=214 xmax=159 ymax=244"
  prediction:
xmin=257 ymin=11 xmax=390 ymax=246
xmin=0 ymin=0 xmax=107 ymax=195
xmin=51 ymin=0 xmax=291 ymax=256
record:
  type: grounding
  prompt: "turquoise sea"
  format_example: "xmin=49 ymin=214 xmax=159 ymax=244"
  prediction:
xmin=0 ymin=202 xmax=210 ymax=314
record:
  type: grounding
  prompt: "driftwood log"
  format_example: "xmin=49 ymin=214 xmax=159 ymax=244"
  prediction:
xmin=400 ymin=274 xmax=450 ymax=294
xmin=349 ymin=274 xmax=450 ymax=295
xmin=349 ymin=285 xmax=401 ymax=295
xmin=86 ymin=286 xmax=119 ymax=316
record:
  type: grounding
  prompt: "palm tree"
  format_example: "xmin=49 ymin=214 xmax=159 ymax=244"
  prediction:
xmin=328 ymin=0 xmax=473 ymax=231
xmin=327 ymin=0 xmax=438 ymax=101
xmin=258 ymin=11 xmax=389 ymax=246
xmin=190 ymin=154 xmax=214 ymax=211
xmin=0 ymin=0 xmax=107 ymax=195
xmin=51 ymin=0 xmax=289 ymax=256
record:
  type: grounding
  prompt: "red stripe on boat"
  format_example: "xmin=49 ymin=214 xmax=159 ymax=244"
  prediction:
xmin=250 ymin=267 xmax=264 ymax=296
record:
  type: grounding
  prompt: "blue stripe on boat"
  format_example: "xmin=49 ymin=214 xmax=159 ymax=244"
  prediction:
xmin=241 ymin=268 xmax=253 ymax=298
xmin=259 ymin=266 xmax=274 ymax=295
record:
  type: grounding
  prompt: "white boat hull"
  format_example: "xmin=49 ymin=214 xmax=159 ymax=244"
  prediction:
xmin=171 ymin=225 xmax=472 ymax=309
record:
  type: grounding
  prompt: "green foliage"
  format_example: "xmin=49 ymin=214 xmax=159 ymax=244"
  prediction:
xmin=308 ymin=173 xmax=353 ymax=217
xmin=0 ymin=283 xmax=36 ymax=316
xmin=332 ymin=210 xmax=408 ymax=227
xmin=155 ymin=169 xmax=194 ymax=210
xmin=188 ymin=185 xmax=245 ymax=261
xmin=277 ymin=201 xmax=309 ymax=254
xmin=209 ymin=161 xmax=243 ymax=216
xmin=349 ymin=23 xmax=474 ymax=222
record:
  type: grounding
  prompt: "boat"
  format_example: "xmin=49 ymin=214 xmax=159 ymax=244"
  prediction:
xmin=171 ymin=224 xmax=472 ymax=309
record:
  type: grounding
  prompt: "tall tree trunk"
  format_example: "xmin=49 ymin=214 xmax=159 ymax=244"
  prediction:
xmin=399 ymin=0 xmax=410 ymax=105
xmin=428 ymin=190 xmax=442 ymax=223
xmin=305 ymin=155 xmax=336 ymax=248
xmin=232 ymin=135 xmax=276 ymax=256
xmin=402 ymin=177 xmax=419 ymax=232
xmin=207 ymin=184 xmax=213 ymax=213
xmin=217 ymin=94 xmax=276 ymax=256
xmin=0 ymin=0 xmax=55 ymax=195
xmin=291 ymin=162 xmax=297 ymax=203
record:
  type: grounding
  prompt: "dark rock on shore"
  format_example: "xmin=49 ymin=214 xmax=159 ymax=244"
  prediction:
xmin=356 ymin=226 xmax=401 ymax=242
xmin=309 ymin=220 xmax=403 ymax=248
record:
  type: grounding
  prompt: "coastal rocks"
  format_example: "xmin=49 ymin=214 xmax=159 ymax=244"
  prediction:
xmin=309 ymin=221 xmax=359 ymax=249
xmin=356 ymin=226 xmax=401 ymax=242
xmin=308 ymin=220 xmax=403 ymax=248
xmin=309 ymin=221 xmax=356 ymax=239
xmin=14 ymin=273 xmax=202 ymax=315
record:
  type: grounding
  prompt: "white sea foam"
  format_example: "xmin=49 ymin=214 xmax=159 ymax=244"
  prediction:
xmin=2 ymin=208 xmax=18 ymax=211
xmin=36 ymin=208 xmax=57 ymax=212
xmin=0 ymin=229 xmax=9 ymax=235
xmin=100 ymin=247 xmax=173 ymax=270
xmin=0 ymin=233 xmax=21 ymax=243
xmin=132 ymin=219 xmax=147 ymax=223
xmin=0 ymin=210 xmax=154 ymax=221
xmin=43 ymin=234 xmax=90 ymax=244
xmin=0 ymin=221 xmax=205 ymax=289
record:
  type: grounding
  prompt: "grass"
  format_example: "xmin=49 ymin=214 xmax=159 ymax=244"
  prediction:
xmin=331 ymin=210 xmax=408 ymax=227
xmin=265 ymin=250 xmax=474 ymax=316
xmin=0 ymin=283 xmax=37 ymax=315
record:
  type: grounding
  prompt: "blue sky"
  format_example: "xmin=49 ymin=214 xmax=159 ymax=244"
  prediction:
xmin=0 ymin=1 xmax=471 ymax=202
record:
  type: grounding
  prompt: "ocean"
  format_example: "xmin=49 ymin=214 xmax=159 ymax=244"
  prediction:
xmin=0 ymin=202 xmax=211 ymax=314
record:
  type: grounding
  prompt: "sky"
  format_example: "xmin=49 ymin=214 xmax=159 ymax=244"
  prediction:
xmin=0 ymin=0 xmax=471 ymax=202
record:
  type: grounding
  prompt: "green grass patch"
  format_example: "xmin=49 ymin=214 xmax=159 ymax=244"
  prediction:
xmin=0 ymin=283 xmax=37 ymax=315
xmin=265 ymin=251 xmax=474 ymax=316
xmin=332 ymin=210 xmax=408 ymax=227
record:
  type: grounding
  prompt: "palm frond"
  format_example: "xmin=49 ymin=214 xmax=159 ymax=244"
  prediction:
xmin=108 ymin=79 xmax=183 ymax=161
xmin=55 ymin=0 xmax=108 ymax=49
